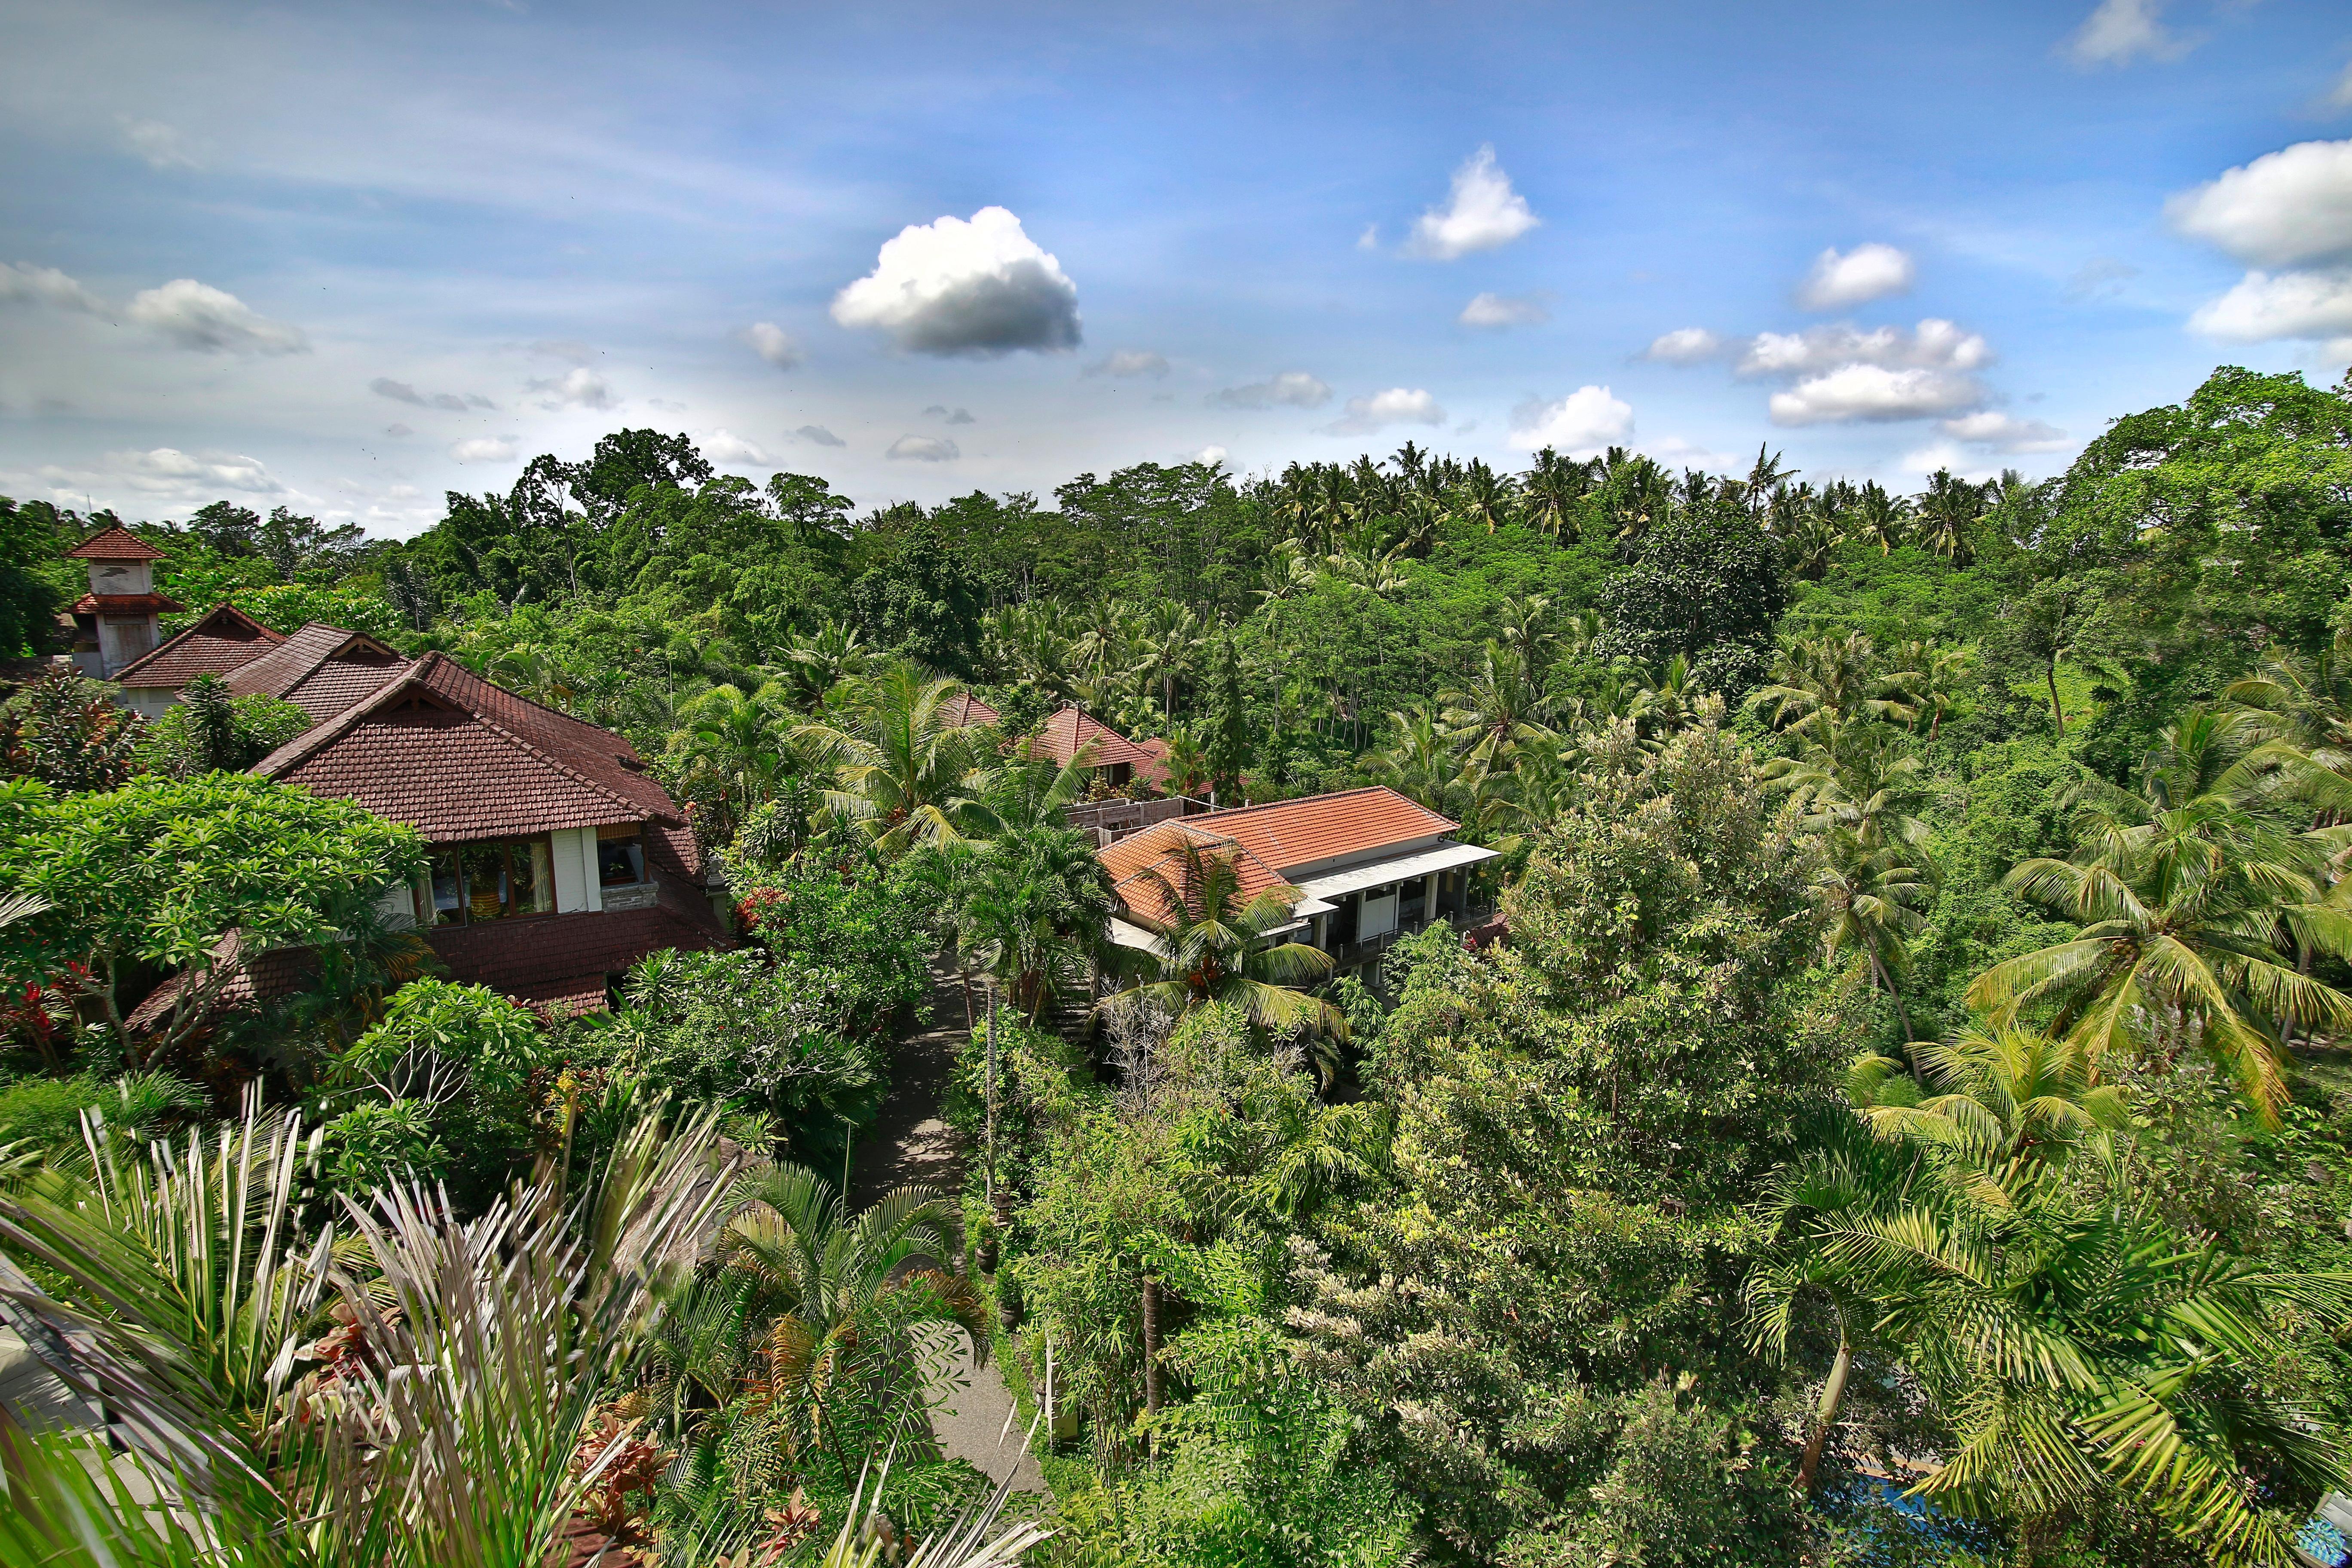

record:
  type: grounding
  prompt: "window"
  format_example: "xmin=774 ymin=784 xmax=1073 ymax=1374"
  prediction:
xmin=420 ymin=836 xmax=554 ymax=926
xmin=597 ymin=825 xmax=646 ymax=888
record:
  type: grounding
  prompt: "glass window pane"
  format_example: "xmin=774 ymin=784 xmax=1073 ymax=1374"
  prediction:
xmin=518 ymin=837 xmax=553 ymax=915
xmin=430 ymin=853 xmax=465 ymax=926
xmin=462 ymin=844 xmax=508 ymax=921
xmin=597 ymin=835 xmax=644 ymax=887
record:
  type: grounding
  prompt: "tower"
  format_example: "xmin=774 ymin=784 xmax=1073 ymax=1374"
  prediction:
xmin=63 ymin=526 xmax=179 ymax=679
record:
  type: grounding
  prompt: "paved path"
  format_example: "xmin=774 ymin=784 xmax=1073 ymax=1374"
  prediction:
xmin=851 ymin=963 xmax=1046 ymax=1496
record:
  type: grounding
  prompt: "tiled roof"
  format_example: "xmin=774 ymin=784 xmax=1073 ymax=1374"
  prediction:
xmin=1097 ymin=786 xmax=1459 ymax=931
xmin=1134 ymin=736 xmax=1175 ymax=792
xmin=70 ymin=591 xmax=184 ymax=616
xmin=1037 ymin=704 xmax=1156 ymax=769
xmin=66 ymin=526 xmax=167 ymax=561
xmin=225 ymin=622 xmax=410 ymax=722
xmin=941 ymin=691 xmax=1002 ymax=729
xmin=256 ymin=651 xmax=692 ymax=849
xmin=426 ymin=905 xmax=723 ymax=996
xmin=1099 ymin=819 xmax=1296 ymax=930
xmin=114 ymin=604 xmax=286 ymax=688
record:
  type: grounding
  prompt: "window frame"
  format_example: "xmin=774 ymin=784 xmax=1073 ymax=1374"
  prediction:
xmin=417 ymin=834 xmax=557 ymax=927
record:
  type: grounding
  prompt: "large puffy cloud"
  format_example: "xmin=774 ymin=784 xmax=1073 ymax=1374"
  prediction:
xmin=2187 ymin=270 xmax=2352 ymax=342
xmin=1795 ymin=243 xmax=1915 ymax=310
xmin=1938 ymin=411 xmax=2071 ymax=453
xmin=49 ymin=447 xmax=285 ymax=497
xmin=1507 ymin=386 xmax=1634 ymax=455
xmin=528 ymin=367 xmax=616 ymax=410
xmin=744 ymin=321 xmax=802 ymax=369
xmin=1738 ymin=319 xmax=1991 ymax=379
xmin=2166 ymin=140 xmax=2352 ymax=270
xmin=126 ymin=279 xmax=309 ymax=354
xmin=1405 ymin=146 xmax=1539 ymax=260
xmin=2065 ymin=0 xmax=2187 ymax=67
xmin=704 ymin=429 xmax=769 ymax=466
xmin=1212 ymin=371 xmax=1330 ymax=410
xmin=1768 ymin=364 xmax=1984 ymax=426
xmin=832 ymin=206 xmax=1080 ymax=356
xmin=888 ymin=434 xmax=959 ymax=462
xmin=1458 ymin=292 xmax=1549 ymax=328
xmin=1327 ymin=387 xmax=1446 ymax=434
xmin=0 ymin=260 xmax=105 ymax=313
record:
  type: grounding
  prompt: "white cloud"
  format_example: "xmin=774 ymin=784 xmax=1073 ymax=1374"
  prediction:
xmin=832 ymin=205 xmax=1080 ymax=356
xmin=529 ymin=338 xmax=595 ymax=364
xmin=704 ymin=429 xmax=770 ymax=466
xmin=0 ymin=260 xmax=105 ymax=314
xmin=1507 ymin=385 xmax=1635 ymax=455
xmin=118 ymin=117 xmax=198 ymax=170
xmin=1458 ymin=291 xmax=1550 ymax=328
xmin=794 ymin=424 xmax=846 ymax=448
xmin=1212 ymin=371 xmax=1331 ymax=410
xmin=451 ymin=437 xmax=517 ymax=463
xmin=1769 ymin=364 xmax=1984 ymax=426
xmin=2066 ymin=0 xmax=2187 ymax=67
xmin=527 ymin=367 xmax=616 ymax=410
xmin=888 ymin=434 xmax=960 ymax=462
xmin=2328 ymin=59 xmax=2352 ymax=113
xmin=1644 ymin=327 xmax=1724 ymax=364
xmin=1328 ymin=387 xmax=1446 ymax=434
xmin=384 ymin=423 xmax=413 ymax=438
xmin=81 ymin=447 xmax=283 ymax=496
xmin=1939 ymin=410 xmax=2072 ymax=452
xmin=1738 ymin=319 xmax=1993 ymax=378
xmin=1796 ymin=243 xmax=1916 ymax=310
xmin=924 ymin=404 xmax=976 ymax=425
xmin=1357 ymin=224 xmax=1380 ymax=251
xmin=1086 ymin=349 xmax=1170 ymax=378
xmin=126 ymin=279 xmax=309 ymax=354
xmin=2166 ymin=140 xmax=2352 ymax=270
xmin=1190 ymin=445 xmax=1229 ymax=466
xmin=1404 ymin=146 xmax=1540 ymax=260
xmin=370 ymin=377 xmax=492 ymax=411
xmin=2188 ymin=269 xmax=2352 ymax=342
xmin=744 ymin=321 xmax=802 ymax=369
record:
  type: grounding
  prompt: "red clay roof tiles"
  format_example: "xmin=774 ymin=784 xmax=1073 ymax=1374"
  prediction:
xmin=70 ymin=592 xmax=183 ymax=616
xmin=66 ymin=526 xmax=167 ymax=561
xmin=1036 ymin=704 xmax=1156 ymax=769
xmin=114 ymin=604 xmax=286 ymax=688
xmin=224 ymin=622 xmax=410 ymax=722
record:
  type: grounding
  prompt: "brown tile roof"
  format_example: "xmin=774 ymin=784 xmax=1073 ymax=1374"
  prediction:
xmin=115 ymin=604 xmax=287 ymax=688
xmin=224 ymin=622 xmax=410 ymax=721
xmin=1037 ymin=704 xmax=1155 ymax=769
xmin=255 ymin=651 xmax=693 ymax=850
xmin=1134 ymin=736 xmax=1176 ymax=792
xmin=66 ymin=526 xmax=167 ymax=561
xmin=70 ymin=591 xmax=184 ymax=615
xmin=1097 ymin=786 xmax=1459 ymax=931
xmin=426 ymin=904 xmax=722 ymax=999
xmin=941 ymin=691 xmax=1002 ymax=728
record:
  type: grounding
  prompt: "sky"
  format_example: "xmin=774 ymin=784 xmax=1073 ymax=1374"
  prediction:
xmin=2 ymin=0 xmax=2351 ymax=539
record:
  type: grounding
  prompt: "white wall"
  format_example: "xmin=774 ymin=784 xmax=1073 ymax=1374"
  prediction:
xmin=89 ymin=561 xmax=152 ymax=595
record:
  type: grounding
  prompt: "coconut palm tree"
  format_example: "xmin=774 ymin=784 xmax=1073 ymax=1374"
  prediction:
xmin=1369 ymin=704 xmax=1464 ymax=818
xmin=1914 ymin=469 xmax=1983 ymax=564
xmin=1851 ymin=482 xmax=1911 ymax=555
xmin=779 ymin=618 xmax=875 ymax=709
xmin=1453 ymin=459 xmax=1516 ymax=533
xmin=798 ymin=665 xmax=995 ymax=854
xmin=1439 ymin=643 xmax=1555 ymax=773
xmin=957 ymin=818 xmax=1116 ymax=1023
xmin=1847 ymin=1024 xmax=2132 ymax=1170
xmin=1750 ymin=631 xmax=1919 ymax=741
xmin=1969 ymin=714 xmax=2352 ymax=1119
xmin=677 ymin=680 xmax=802 ymax=842
xmin=1102 ymin=838 xmax=1345 ymax=1043
xmin=1818 ymin=832 xmax=1932 ymax=1041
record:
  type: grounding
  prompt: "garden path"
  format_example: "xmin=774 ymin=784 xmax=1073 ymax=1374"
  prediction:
xmin=851 ymin=961 xmax=1046 ymax=1496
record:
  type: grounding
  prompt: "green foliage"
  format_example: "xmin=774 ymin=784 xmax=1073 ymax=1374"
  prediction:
xmin=323 ymin=978 xmax=551 ymax=1194
xmin=0 ymin=1069 xmax=205 ymax=1153
xmin=0 ymin=495 xmax=63 ymax=656
xmin=140 ymin=676 xmax=311 ymax=776
xmin=3 ymin=666 xmax=144 ymax=792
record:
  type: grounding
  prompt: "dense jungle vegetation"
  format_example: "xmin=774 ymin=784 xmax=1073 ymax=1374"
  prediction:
xmin=3 ymin=361 xmax=2352 ymax=1567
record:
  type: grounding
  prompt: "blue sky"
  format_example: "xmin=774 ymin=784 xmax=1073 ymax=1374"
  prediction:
xmin=2 ymin=0 xmax=2349 ymax=537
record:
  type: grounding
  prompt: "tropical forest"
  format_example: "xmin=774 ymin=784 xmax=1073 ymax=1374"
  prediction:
xmin=4 ymin=359 xmax=2352 ymax=1568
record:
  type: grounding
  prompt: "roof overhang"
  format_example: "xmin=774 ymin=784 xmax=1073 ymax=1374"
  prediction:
xmin=1109 ymin=916 xmax=1163 ymax=953
xmin=1291 ymin=839 xmax=1500 ymax=902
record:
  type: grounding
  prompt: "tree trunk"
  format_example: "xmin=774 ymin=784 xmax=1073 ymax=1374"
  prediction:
xmin=1870 ymin=949 xmax=1914 ymax=1043
xmin=1796 ymin=1333 xmax=1853 ymax=1493
xmin=1140 ymin=1274 xmax=1163 ymax=1448
xmin=2046 ymin=659 xmax=2065 ymax=735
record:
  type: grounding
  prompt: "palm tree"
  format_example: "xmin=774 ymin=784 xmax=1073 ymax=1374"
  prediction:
xmin=1750 ymin=631 xmax=1918 ymax=741
xmin=719 ymin=1164 xmax=989 ymax=1474
xmin=1914 ymin=469 xmax=1983 ymax=564
xmin=1453 ymin=459 xmax=1516 ymax=533
xmin=1852 ymin=482 xmax=1911 ymax=555
xmin=1369 ymin=704 xmax=1463 ymax=817
xmin=798 ymin=665 xmax=995 ymax=854
xmin=677 ymin=680 xmax=801 ymax=841
xmin=779 ymin=619 xmax=875 ymax=709
xmin=1848 ymin=1024 xmax=2132 ymax=1170
xmin=1519 ymin=448 xmax=1592 ymax=539
xmin=1439 ymin=642 xmax=1555 ymax=773
xmin=1102 ymin=837 xmax=1346 ymax=1044
xmin=958 ymin=820 xmax=1116 ymax=1023
xmin=1969 ymin=714 xmax=2352 ymax=1119
xmin=1818 ymin=832 xmax=1931 ymax=1041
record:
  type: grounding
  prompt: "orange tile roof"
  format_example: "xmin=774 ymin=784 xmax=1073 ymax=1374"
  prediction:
xmin=115 ymin=603 xmax=286 ymax=688
xmin=70 ymin=591 xmax=183 ymax=615
xmin=1037 ymin=704 xmax=1156 ymax=769
xmin=940 ymin=691 xmax=1001 ymax=728
xmin=66 ymin=526 xmax=168 ymax=561
xmin=224 ymin=622 xmax=410 ymax=723
xmin=1096 ymin=786 xmax=1460 ymax=931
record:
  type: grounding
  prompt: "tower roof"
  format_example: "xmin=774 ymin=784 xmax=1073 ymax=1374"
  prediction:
xmin=64 ymin=526 xmax=168 ymax=562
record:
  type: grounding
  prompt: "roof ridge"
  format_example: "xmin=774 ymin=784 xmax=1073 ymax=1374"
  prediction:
xmin=112 ymin=602 xmax=285 ymax=684
xmin=254 ymin=652 xmax=440 ymax=775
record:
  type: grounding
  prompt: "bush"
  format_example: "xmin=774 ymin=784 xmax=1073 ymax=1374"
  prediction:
xmin=0 ymin=1069 xmax=205 ymax=1154
xmin=323 ymin=979 xmax=551 ymax=1200
xmin=142 ymin=676 xmax=313 ymax=776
